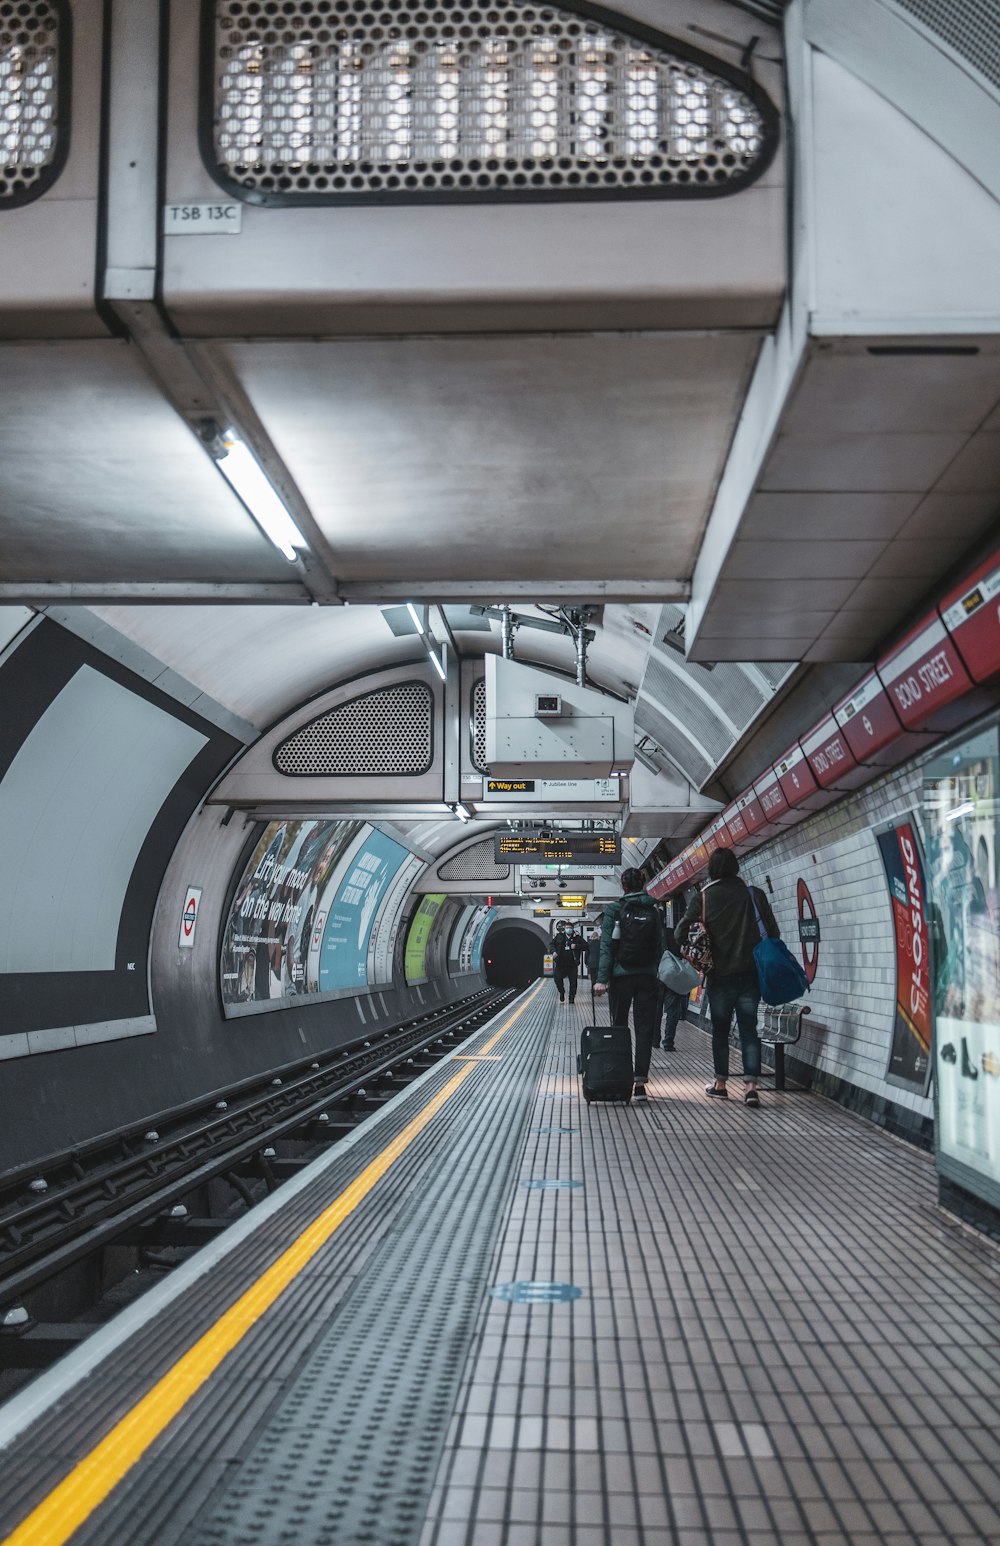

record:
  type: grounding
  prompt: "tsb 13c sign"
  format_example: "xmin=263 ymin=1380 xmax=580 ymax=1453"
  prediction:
xmin=179 ymin=886 xmax=203 ymax=949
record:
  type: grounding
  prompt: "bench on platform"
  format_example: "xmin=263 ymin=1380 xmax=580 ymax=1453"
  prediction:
xmin=758 ymin=1002 xmax=811 ymax=1090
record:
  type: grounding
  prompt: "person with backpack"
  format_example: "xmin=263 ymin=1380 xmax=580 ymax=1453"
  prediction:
xmin=551 ymin=925 xmax=578 ymax=1003
xmin=593 ymin=868 xmax=665 ymax=1102
xmin=675 ymin=847 xmax=780 ymax=1108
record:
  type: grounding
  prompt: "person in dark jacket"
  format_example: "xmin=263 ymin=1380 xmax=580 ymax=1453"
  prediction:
xmin=551 ymin=926 xmax=578 ymax=1003
xmin=676 ymin=847 xmax=779 ymax=1107
xmin=594 ymin=869 xmax=666 ymax=1101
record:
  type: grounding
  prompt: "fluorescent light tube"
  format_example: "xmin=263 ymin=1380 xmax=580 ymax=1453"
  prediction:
xmin=427 ymin=645 xmax=447 ymax=681
xmin=215 ymin=429 xmax=306 ymax=563
xmin=452 ymin=802 xmax=471 ymax=823
xmin=406 ymin=601 xmax=425 ymax=634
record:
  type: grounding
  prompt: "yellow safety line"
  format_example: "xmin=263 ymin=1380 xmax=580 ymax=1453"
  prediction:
xmin=1 ymin=988 xmax=540 ymax=1546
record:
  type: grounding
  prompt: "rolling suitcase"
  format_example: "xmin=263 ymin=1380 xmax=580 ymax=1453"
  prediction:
xmin=578 ymin=1023 xmax=633 ymax=1103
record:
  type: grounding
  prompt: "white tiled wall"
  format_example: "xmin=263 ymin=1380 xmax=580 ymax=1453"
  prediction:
xmin=740 ymin=761 xmax=932 ymax=1123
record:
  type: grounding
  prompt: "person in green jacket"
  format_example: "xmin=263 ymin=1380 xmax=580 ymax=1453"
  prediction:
xmin=594 ymin=868 xmax=666 ymax=1101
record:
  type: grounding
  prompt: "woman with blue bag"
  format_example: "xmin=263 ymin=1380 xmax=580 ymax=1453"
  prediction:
xmin=675 ymin=848 xmax=784 ymax=1108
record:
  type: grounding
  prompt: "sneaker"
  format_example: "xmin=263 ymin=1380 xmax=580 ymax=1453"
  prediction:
xmin=633 ymin=1083 xmax=648 ymax=1101
xmin=558 ymin=995 xmax=565 ymax=1003
xmin=661 ymin=1042 xmax=675 ymax=1052
xmin=705 ymin=1083 xmax=728 ymax=1099
xmin=743 ymin=1087 xmax=761 ymax=1108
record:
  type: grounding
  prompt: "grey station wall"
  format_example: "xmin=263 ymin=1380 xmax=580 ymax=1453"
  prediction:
xmin=0 ymin=619 xmax=483 ymax=1173
xmin=737 ymin=760 xmax=933 ymax=1145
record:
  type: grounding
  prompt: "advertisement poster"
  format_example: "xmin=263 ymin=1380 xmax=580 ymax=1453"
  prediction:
xmin=876 ymin=818 xmax=932 ymax=1094
xmin=457 ymin=905 xmax=495 ymax=973
xmin=220 ymin=819 xmax=358 ymax=1007
xmin=368 ymin=854 xmax=423 ymax=986
xmin=925 ymin=729 xmax=1000 ymax=1201
xmin=405 ymin=894 xmax=445 ymax=983
xmin=318 ymin=828 xmax=411 ymax=992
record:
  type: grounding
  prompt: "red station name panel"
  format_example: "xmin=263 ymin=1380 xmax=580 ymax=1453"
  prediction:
xmin=800 ymin=714 xmax=863 ymax=790
xmin=940 ymin=552 xmax=1000 ymax=684
xmin=876 ymin=614 xmax=973 ymax=731
xmin=774 ymin=742 xmax=823 ymax=810
xmin=833 ymin=671 xmax=905 ymax=762
xmin=754 ymin=765 xmax=793 ymax=826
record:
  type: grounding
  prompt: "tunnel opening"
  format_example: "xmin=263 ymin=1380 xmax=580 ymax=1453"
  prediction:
xmin=483 ymin=926 xmax=544 ymax=990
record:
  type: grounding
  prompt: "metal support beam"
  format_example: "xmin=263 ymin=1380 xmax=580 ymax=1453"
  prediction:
xmin=0 ymin=583 xmax=315 ymax=604
xmin=339 ymin=580 xmax=691 ymax=604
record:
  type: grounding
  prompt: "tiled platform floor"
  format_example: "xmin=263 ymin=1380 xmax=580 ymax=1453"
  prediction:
xmin=422 ymin=986 xmax=1000 ymax=1546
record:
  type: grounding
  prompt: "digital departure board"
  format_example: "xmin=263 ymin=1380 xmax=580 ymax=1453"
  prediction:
xmin=494 ymin=832 xmax=621 ymax=865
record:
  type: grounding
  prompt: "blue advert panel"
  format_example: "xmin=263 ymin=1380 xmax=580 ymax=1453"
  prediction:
xmin=319 ymin=829 xmax=411 ymax=991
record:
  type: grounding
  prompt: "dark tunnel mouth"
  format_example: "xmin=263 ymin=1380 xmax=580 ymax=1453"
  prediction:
xmin=482 ymin=925 xmax=545 ymax=990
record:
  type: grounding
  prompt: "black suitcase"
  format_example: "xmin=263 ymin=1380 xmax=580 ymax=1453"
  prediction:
xmin=578 ymin=1024 xmax=633 ymax=1103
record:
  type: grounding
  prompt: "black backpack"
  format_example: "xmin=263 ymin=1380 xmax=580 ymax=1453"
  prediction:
xmin=615 ymin=900 xmax=659 ymax=970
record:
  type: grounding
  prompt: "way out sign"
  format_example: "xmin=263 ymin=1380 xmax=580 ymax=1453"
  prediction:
xmin=179 ymin=887 xmax=203 ymax=949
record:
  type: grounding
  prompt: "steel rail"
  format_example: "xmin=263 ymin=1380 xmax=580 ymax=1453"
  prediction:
xmin=0 ymin=989 xmax=513 ymax=1313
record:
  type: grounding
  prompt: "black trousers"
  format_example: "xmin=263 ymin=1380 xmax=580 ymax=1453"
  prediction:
xmin=609 ymin=973 xmax=659 ymax=1081
xmin=554 ymin=963 xmax=577 ymax=1000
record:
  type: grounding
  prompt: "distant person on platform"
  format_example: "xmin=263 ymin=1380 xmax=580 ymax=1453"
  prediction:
xmin=594 ymin=869 xmax=665 ymax=1102
xmin=676 ymin=847 xmax=779 ymax=1108
xmin=585 ymin=928 xmax=602 ymax=982
xmin=551 ymin=926 xmax=578 ymax=1003
xmin=573 ymin=928 xmax=587 ymax=978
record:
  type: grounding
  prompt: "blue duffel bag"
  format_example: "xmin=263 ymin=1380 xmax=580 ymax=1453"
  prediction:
xmin=750 ymin=892 xmax=809 ymax=1006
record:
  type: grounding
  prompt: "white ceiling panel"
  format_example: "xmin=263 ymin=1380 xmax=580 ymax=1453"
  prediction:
xmin=724 ymin=540 xmax=887 ymax=581
xmin=761 ymin=432 xmax=968 ymax=493
xmin=864 ymin=539 xmax=981 ymax=579
xmin=0 ymin=343 xmax=289 ymax=582
xmin=780 ymin=351 xmax=1000 ymax=436
xmin=934 ymin=433 xmax=1000 ymax=493
xmin=215 ymin=334 xmax=759 ymax=584
xmin=691 ymin=338 xmax=1000 ymax=663
xmin=743 ymin=491 xmax=918 ymax=541
xmin=898 ymin=491 xmax=999 ymax=540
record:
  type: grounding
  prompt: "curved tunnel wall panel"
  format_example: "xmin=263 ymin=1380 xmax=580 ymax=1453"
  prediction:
xmin=0 ymin=618 xmax=239 ymax=1059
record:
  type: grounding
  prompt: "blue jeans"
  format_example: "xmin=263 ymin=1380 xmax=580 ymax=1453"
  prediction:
xmin=707 ymin=970 xmax=761 ymax=1081
xmin=660 ymin=986 xmax=686 ymax=1048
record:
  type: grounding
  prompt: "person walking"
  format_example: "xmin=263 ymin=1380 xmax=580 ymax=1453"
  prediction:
xmin=676 ymin=848 xmax=779 ymax=1107
xmin=551 ymin=926 xmax=578 ymax=1003
xmin=594 ymin=868 xmax=665 ymax=1101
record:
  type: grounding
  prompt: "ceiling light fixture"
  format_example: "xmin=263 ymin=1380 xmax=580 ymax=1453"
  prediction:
xmin=212 ymin=427 xmax=307 ymax=562
xmin=406 ymin=601 xmax=425 ymax=634
xmin=451 ymin=802 xmax=472 ymax=823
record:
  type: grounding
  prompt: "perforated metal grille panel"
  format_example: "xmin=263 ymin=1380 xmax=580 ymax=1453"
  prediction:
xmin=896 ymin=0 xmax=1000 ymax=90
xmin=753 ymin=661 xmax=795 ymax=690
xmin=440 ymin=837 xmax=510 ymax=881
xmin=209 ymin=0 xmax=775 ymax=202
xmin=634 ymin=697 xmax=713 ymax=789
xmin=0 ymin=1 xmax=61 ymax=205
xmin=274 ymin=680 xmax=433 ymax=776
xmin=470 ymin=676 xmax=487 ymax=773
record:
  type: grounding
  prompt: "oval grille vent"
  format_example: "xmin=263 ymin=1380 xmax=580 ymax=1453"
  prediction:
xmin=470 ymin=676 xmax=488 ymax=774
xmin=275 ymin=680 xmax=433 ymax=776
xmin=0 ymin=1 xmax=65 ymax=207
xmin=209 ymin=0 xmax=777 ymax=203
xmin=440 ymin=837 xmax=510 ymax=881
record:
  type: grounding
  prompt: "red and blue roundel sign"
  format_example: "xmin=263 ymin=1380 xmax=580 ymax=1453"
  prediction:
xmin=179 ymin=886 xmax=202 ymax=948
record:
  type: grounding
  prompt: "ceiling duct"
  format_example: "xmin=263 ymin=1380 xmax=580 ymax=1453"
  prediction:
xmin=484 ymin=655 xmax=634 ymax=779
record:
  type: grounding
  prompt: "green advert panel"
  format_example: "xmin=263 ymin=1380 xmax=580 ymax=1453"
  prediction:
xmin=404 ymin=893 xmax=445 ymax=983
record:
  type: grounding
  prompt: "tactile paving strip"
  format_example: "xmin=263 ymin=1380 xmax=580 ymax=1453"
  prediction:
xmin=421 ymin=987 xmax=1000 ymax=1546
xmin=0 ymin=990 xmax=550 ymax=1546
